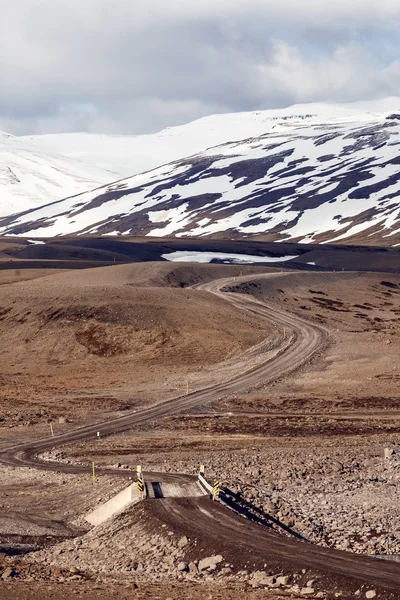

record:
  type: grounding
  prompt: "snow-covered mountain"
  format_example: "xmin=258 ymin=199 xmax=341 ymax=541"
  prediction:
xmin=2 ymin=98 xmax=400 ymax=246
xmin=21 ymin=97 xmax=400 ymax=177
xmin=4 ymin=100 xmax=358 ymax=216
xmin=0 ymin=131 xmax=118 ymax=217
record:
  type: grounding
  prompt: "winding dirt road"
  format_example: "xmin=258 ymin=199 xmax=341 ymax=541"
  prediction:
xmin=0 ymin=273 xmax=326 ymax=472
xmin=151 ymin=497 xmax=400 ymax=594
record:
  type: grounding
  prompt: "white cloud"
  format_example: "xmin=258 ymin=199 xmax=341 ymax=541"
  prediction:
xmin=0 ymin=0 xmax=400 ymax=134
xmin=253 ymin=40 xmax=387 ymax=103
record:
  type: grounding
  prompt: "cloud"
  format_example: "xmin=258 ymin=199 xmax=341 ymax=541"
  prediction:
xmin=1 ymin=0 xmax=400 ymax=134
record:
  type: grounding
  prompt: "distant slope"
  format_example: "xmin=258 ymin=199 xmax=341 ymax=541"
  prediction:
xmin=0 ymin=132 xmax=116 ymax=217
xmin=21 ymin=97 xmax=400 ymax=178
xmin=2 ymin=102 xmax=400 ymax=246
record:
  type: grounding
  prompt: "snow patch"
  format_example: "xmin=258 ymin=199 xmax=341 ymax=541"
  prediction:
xmin=161 ymin=251 xmax=298 ymax=264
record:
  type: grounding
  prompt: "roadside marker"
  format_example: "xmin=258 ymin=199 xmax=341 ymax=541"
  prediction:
xmin=213 ymin=480 xmax=220 ymax=500
xmin=283 ymin=328 xmax=286 ymax=338
xmin=97 ymin=431 xmax=101 ymax=441
xmin=137 ymin=465 xmax=144 ymax=493
xmin=92 ymin=461 xmax=96 ymax=481
xmin=186 ymin=382 xmax=189 ymax=395
xmin=50 ymin=422 xmax=54 ymax=437
xmin=199 ymin=465 xmax=205 ymax=477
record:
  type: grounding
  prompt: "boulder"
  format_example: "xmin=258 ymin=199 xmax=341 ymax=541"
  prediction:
xmin=259 ymin=576 xmax=280 ymax=588
xmin=69 ymin=566 xmax=80 ymax=574
xmin=300 ymin=587 xmax=315 ymax=595
xmin=178 ymin=536 xmax=189 ymax=549
xmin=188 ymin=562 xmax=198 ymax=575
xmin=198 ymin=555 xmax=223 ymax=571
xmin=1 ymin=567 xmax=15 ymax=580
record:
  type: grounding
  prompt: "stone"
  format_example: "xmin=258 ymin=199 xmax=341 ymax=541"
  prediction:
xmin=178 ymin=536 xmax=189 ymax=548
xmin=251 ymin=468 xmax=262 ymax=478
xmin=259 ymin=576 xmax=280 ymax=588
xmin=177 ymin=562 xmax=188 ymax=572
xmin=188 ymin=562 xmax=198 ymax=575
xmin=69 ymin=566 xmax=80 ymax=574
xmin=264 ymin=502 xmax=276 ymax=516
xmin=198 ymin=555 xmax=223 ymax=571
xmin=365 ymin=592 xmax=376 ymax=599
xmin=276 ymin=575 xmax=290 ymax=586
xmin=300 ymin=588 xmax=315 ymax=595
xmin=1 ymin=567 xmax=15 ymax=580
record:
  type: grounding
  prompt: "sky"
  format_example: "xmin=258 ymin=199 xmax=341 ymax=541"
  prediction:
xmin=1 ymin=0 xmax=400 ymax=135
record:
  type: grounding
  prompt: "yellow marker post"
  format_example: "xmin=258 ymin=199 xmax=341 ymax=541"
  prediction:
xmin=50 ymin=422 xmax=54 ymax=437
xmin=213 ymin=480 xmax=220 ymax=500
xmin=199 ymin=465 xmax=205 ymax=477
xmin=92 ymin=461 xmax=96 ymax=481
xmin=186 ymin=382 xmax=189 ymax=395
xmin=137 ymin=465 xmax=144 ymax=493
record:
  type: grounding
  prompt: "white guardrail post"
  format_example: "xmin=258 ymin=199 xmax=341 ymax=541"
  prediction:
xmin=198 ymin=465 xmax=216 ymax=497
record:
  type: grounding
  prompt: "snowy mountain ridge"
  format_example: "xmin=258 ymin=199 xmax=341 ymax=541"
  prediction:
xmin=21 ymin=96 xmax=400 ymax=178
xmin=1 ymin=98 xmax=400 ymax=245
xmin=0 ymin=132 xmax=118 ymax=218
